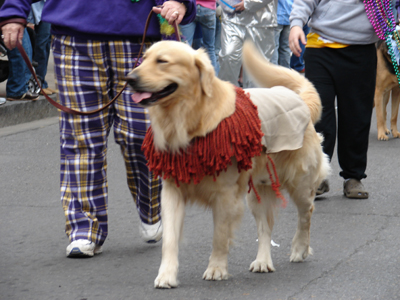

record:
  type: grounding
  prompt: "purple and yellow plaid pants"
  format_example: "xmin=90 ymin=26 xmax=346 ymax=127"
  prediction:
xmin=52 ymin=35 xmax=161 ymax=245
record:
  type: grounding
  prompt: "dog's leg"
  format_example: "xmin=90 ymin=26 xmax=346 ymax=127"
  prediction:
xmin=247 ymin=186 xmax=277 ymax=273
xmin=390 ymin=87 xmax=400 ymax=138
xmin=154 ymin=182 xmax=185 ymax=289
xmin=375 ymin=89 xmax=390 ymax=140
xmin=203 ymin=190 xmax=244 ymax=281
xmin=289 ymin=185 xmax=315 ymax=262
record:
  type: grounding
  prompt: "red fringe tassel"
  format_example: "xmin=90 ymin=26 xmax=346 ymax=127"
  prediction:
xmin=265 ymin=155 xmax=287 ymax=208
xmin=142 ymin=87 xmax=263 ymax=187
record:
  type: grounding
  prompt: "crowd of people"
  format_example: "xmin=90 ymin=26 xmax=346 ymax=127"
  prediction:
xmin=0 ymin=0 xmax=52 ymax=105
xmin=0 ymin=0 xmax=394 ymax=256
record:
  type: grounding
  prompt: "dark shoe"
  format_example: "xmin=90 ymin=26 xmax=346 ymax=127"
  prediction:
xmin=316 ymin=179 xmax=330 ymax=196
xmin=7 ymin=91 xmax=39 ymax=101
xmin=343 ymin=179 xmax=368 ymax=199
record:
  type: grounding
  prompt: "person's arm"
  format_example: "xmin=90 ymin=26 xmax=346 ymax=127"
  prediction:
xmin=153 ymin=0 xmax=196 ymax=25
xmin=288 ymin=0 xmax=315 ymax=57
xmin=288 ymin=26 xmax=305 ymax=57
xmin=0 ymin=0 xmax=34 ymax=49
xmin=289 ymin=0 xmax=315 ymax=29
xmin=0 ymin=0 xmax=34 ymax=23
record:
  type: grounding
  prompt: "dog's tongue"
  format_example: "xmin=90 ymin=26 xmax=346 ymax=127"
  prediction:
xmin=131 ymin=92 xmax=152 ymax=103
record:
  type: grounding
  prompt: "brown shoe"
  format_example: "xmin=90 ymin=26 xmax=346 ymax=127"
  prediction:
xmin=40 ymin=88 xmax=56 ymax=95
xmin=7 ymin=91 xmax=39 ymax=101
xmin=343 ymin=179 xmax=368 ymax=199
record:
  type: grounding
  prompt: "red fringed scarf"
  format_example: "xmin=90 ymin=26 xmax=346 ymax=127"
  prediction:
xmin=142 ymin=87 xmax=263 ymax=186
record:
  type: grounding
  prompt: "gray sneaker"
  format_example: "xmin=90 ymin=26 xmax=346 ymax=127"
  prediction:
xmin=343 ymin=179 xmax=368 ymax=199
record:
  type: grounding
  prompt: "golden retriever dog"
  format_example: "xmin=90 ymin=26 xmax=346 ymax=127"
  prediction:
xmin=126 ymin=40 xmax=330 ymax=288
xmin=374 ymin=39 xmax=400 ymax=140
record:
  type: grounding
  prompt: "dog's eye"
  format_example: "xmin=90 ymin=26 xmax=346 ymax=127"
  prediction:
xmin=157 ymin=59 xmax=168 ymax=64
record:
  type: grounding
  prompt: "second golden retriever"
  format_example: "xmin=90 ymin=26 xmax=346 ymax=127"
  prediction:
xmin=126 ymin=40 xmax=330 ymax=288
xmin=374 ymin=39 xmax=400 ymax=141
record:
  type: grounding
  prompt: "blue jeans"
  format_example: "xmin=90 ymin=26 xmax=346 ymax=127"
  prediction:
xmin=34 ymin=21 xmax=51 ymax=89
xmin=271 ymin=24 xmax=291 ymax=68
xmin=290 ymin=24 xmax=310 ymax=71
xmin=6 ymin=28 xmax=33 ymax=97
xmin=180 ymin=4 xmax=217 ymax=72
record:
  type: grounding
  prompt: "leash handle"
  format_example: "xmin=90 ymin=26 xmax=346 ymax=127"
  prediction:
xmin=16 ymin=9 xmax=180 ymax=116
xmin=16 ymin=38 xmax=128 ymax=116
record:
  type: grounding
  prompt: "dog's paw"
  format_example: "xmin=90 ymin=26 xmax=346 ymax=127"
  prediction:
xmin=378 ymin=129 xmax=389 ymax=141
xmin=290 ymin=246 xmax=313 ymax=262
xmin=202 ymin=266 xmax=229 ymax=281
xmin=391 ymin=129 xmax=400 ymax=138
xmin=154 ymin=273 xmax=179 ymax=289
xmin=378 ymin=134 xmax=389 ymax=141
xmin=249 ymin=260 xmax=275 ymax=273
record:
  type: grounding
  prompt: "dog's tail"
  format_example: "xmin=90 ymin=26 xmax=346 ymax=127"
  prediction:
xmin=242 ymin=40 xmax=322 ymax=124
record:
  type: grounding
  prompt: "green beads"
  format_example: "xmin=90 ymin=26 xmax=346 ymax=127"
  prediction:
xmin=385 ymin=31 xmax=400 ymax=88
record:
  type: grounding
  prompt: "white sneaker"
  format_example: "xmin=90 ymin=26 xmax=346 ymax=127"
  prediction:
xmin=140 ymin=220 xmax=162 ymax=243
xmin=66 ymin=239 xmax=103 ymax=258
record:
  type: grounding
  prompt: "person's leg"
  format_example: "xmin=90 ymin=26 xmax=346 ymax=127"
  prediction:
xmin=192 ymin=23 xmax=203 ymax=50
xmin=277 ymin=25 xmax=291 ymax=68
xmin=218 ymin=21 xmax=245 ymax=86
xmin=270 ymin=25 xmax=283 ymax=65
xmin=34 ymin=21 xmax=51 ymax=89
xmin=243 ymin=25 xmax=275 ymax=88
xmin=214 ymin=13 xmax=221 ymax=75
xmin=304 ymin=47 xmax=337 ymax=196
xmin=304 ymin=47 xmax=337 ymax=161
xmin=197 ymin=6 xmax=217 ymax=72
xmin=109 ymin=40 xmax=162 ymax=238
xmin=334 ymin=44 xmax=376 ymax=180
xmin=179 ymin=18 xmax=197 ymax=47
xmin=6 ymin=28 xmax=33 ymax=98
xmin=52 ymin=36 xmax=112 ymax=249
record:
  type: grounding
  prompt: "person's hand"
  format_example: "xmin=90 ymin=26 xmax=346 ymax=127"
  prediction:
xmin=1 ymin=23 xmax=25 ymax=50
xmin=152 ymin=1 xmax=187 ymax=25
xmin=289 ymin=25 xmax=306 ymax=57
xmin=233 ymin=1 xmax=245 ymax=12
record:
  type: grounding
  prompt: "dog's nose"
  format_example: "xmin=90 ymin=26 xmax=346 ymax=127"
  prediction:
xmin=125 ymin=72 xmax=139 ymax=87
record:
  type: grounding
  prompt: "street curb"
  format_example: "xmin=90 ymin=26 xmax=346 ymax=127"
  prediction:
xmin=0 ymin=95 xmax=58 ymax=128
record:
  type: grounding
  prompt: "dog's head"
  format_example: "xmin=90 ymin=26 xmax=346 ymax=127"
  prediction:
xmin=126 ymin=41 xmax=215 ymax=107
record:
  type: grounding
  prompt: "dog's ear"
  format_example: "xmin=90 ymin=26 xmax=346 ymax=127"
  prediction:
xmin=194 ymin=48 xmax=214 ymax=97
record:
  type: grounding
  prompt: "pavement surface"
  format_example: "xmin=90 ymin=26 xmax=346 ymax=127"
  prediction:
xmin=0 ymin=55 xmax=400 ymax=299
xmin=0 ymin=52 xmax=58 ymax=128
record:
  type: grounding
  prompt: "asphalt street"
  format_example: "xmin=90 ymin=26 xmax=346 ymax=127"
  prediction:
xmin=0 ymin=109 xmax=400 ymax=300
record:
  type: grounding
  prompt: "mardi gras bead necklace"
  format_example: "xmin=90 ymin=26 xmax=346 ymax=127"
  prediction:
xmin=364 ymin=0 xmax=400 ymax=88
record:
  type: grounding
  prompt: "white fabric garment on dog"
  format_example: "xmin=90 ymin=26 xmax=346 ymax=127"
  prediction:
xmin=245 ymin=87 xmax=311 ymax=154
